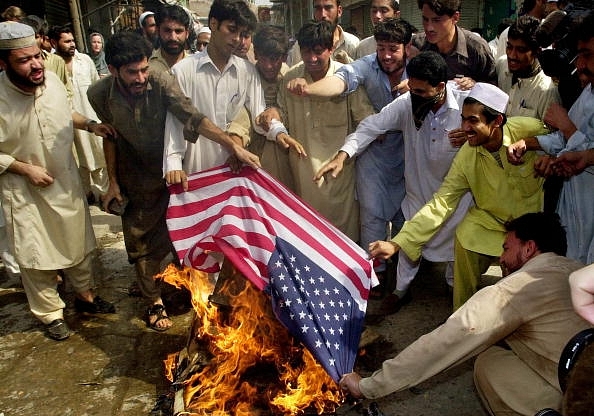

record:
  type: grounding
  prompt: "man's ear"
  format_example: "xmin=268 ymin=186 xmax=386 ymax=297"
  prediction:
xmin=493 ymin=113 xmax=504 ymax=128
xmin=0 ymin=57 xmax=7 ymax=72
xmin=108 ymin=64 xmax=118 ymax=78
xmin=523 ymin=239 xmax=539 ymax=260
xmin=452 ymin=11 xmax=461 ymax=25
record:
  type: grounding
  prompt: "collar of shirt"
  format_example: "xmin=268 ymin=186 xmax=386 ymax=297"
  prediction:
xmin=194 ymin=49 xmax=241 ymax=75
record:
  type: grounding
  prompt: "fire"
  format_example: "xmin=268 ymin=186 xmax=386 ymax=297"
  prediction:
xmin=158 ymin=264 xmax=344 ymax=415
xmin=164 ymin=352 xmax=177 ymax=382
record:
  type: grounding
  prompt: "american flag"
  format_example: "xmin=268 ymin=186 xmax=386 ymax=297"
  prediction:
xmin=166 ymin=166 xmax=377 ymax=381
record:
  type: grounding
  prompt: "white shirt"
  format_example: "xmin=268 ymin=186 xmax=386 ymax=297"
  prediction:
xmin=341 ymin=81 xmax=474 ymax=261
xmin=163 ymin=50 xmax=267 ymax=174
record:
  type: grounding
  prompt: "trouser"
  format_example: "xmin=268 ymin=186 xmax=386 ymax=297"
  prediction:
xmin=453 ymin=236 xmax=497 ymax=310
xmin=360 ymin=210 xmax=404 ymax=273
xmin=395 ymin=251 xmax=454 ymax=293
xmin=79 ymin=166 xmax=109 ymax=198
xmin=20 ymin=252 xmax=94 ymax=324
xmin=135 ymin=255 xmax=165 ymax=302
xmin=474 ymin=346 xmax=562 ymax=416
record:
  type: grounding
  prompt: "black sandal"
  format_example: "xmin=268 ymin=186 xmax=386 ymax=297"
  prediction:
xmin=145 ymin=304 xmax=172 ymax=332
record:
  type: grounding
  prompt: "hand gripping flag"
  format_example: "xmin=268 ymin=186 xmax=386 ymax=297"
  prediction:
xmin=166 ymin=166 xmax=376 ymax=382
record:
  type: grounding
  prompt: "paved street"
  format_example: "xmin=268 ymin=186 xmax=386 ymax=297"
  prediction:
xmin=0 ymin=205 xmax=486 ymax=415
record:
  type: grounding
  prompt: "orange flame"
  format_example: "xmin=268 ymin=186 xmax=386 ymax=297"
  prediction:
xmin=164 ymin=352 xmax=178 ymax=382
xmin=157 ymin=264 xmax=344 ymax=415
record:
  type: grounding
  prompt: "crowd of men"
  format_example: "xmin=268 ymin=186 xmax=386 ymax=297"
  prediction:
xmin=1 ymin=0 xmax=593 ymax=414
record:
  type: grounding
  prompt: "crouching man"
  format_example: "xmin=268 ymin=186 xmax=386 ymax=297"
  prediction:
xmin=340 ymin=212 xmax=590 ymax=415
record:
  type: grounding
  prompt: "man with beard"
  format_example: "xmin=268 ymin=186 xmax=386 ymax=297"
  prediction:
xmin=279 ymin=20 xmax=375 ymax=241
xmin=0 ymin=22 xmax=117 ymax=341
xmin=355 ymin=0 xmax=401 ymax=59
xmin=339 ymin=212 xmax=590 ymax=416
xmin=507 ymin=12 xmax=594 ymax=266
xmin=88 ymin=30 xmax=260 ymax=331
xmin=496 ymin=15 xmax=561 ymax=120
xmin=149 ymin=5 xmax=190 ymax=75
xmin=369 ymin=82 xmax=549 ymax=310
xmin=139 ymin=11 xmax=158 ymax=49
xmin=287 ymin=18 xmax=411 ymax=294
xmin=287 ymin=0 xmax=360 ymax=66
xmin=412 ymin=0 xmax=496 ymax=89
xmin=312 ymin=51 xmax=473 ymax=313
xmin=49 ymin=25 xmax=107 ymax=203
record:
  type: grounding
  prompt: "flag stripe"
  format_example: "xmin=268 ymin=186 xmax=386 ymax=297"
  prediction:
xmin=167 ymin=166 xmax=374 ymax=309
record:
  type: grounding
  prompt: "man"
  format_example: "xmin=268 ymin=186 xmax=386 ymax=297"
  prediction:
xmin=49 ymin=25 xmax=108 ymax=203
xmin=314 ymin=51 xmax=473 ymax=314
xmin=507 ymin=12 xmax=594 ymax=265
xmin=88 ymin=30 xmax=260 ymax=331
xmin=278 ymin=21 xmax=375 ymax=241
xmin=496 ymin=0 xmax=549 ymax=59
xmin=241 ymin=25 xmax=294 ymax=188
xmin=164 ymin=0 xmax=301 ymax=190
xmin=195 ymin=26 xmax=210 ymax=52
xmin=369 ymin=82 xmax=548 ymax=309
xmin=0 ymin=22 xmax=116 ymax=341
xmin=412 ymin=0 xmax=496 ymax=88
xmin=496 ymin=15 xmax=561 ymax=120
xmin=20 ymin=15 xmax=71 ymax=98
xmin=149 ymin=4 xmax=190 ymax=74
xmin=139 ymin=11 xmax=158 ymax=49
xmin=354 ymin=0 xmax=401 ymax=59
xmin=286 ymin=0 xmax=360 ymax=66
xmin=497 ymin=15 xmax=563 ymax=214
xmin=340 ymin=212 xmax=590 ymax=416
xmin=287 ymin=18 xmax=411 ymax=289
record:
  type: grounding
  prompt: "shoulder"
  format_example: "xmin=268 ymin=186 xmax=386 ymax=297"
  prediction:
xmin=341 ymin=29 xmax=360 ymax=47
xmin=87 ymin=75 xmax=112 ymax=99
xmin=284 ymin=62 xmax=305 ymax=80
xmin=505 ymin=117 xmax=548 ymax=140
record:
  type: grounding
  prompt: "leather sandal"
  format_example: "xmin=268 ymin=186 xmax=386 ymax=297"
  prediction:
xmin=145 ymin=304 xmax=172 ymax=332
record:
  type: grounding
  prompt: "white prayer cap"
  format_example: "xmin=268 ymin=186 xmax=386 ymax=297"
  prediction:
xmin=0 ymin=21 xmax=35 ymax=50
xmin=468 ymin=82 xmax=508 ymax=114
xmin=198 ymin=26 xmax=211 ymax=35
xmin=138 ymin=11 xmax=155 ymax=27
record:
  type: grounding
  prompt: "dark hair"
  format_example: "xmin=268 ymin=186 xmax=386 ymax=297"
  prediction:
xmin=520 ymin=0 xmax=537 ymax=15
xmin=155 ymin=4 xmax=191 ymax=30
xmin=253 ymin=25 xmax=290 ymax=58
xmin=504 ymin=212 xmax=567 ymax=256
xmin=21 ymin=15 xmax=49 ymax=37
xmin=388 ymin=0 xmax=400 ymax=11
xmin=576 ymin=11 xmax=594 ymax=43
xmin=416 ymin=0 xmax=461 ymax=16
xmin=463 ymin=96 xmax=508 ymax=125
xmin=406 ymin=51 xmax=448 ymax=85
xmin=208 ymin=0 xmax=257 ymax=33
xmin=297 ymin=20 xmax=334 ymax=51
xmin=47 ymin=25 xmax=73 ymax=42
xmin=374 ymin=18 xmax=413 ymax=44
xmin=104 ymin=30 xmax=153 ymax=69
xmin=508 ymin=15 xmax=540 ymax=52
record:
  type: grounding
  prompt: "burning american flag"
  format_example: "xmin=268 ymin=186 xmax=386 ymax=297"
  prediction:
xmin=166 ymin=166 xmax=377 ymax=382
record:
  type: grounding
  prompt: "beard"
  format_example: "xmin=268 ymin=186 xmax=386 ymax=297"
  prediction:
xmin=5 ymin=64 xmax=45 ymax=90
xmin=117 ymin=76 xmax=148 ymax=98
xmin=161 ymin=40 xmax=185 ymax=56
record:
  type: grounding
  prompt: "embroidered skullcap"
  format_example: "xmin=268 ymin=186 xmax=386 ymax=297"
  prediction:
xmin=468 ymin=82 xmax=509 ymax=114
xmin=198 ymin=26 xmax=211 ymax=35
xmin=139 ymin=11 xmax=155 ymax=28
xmin=0 ymin=21 xmax=35 ymax=50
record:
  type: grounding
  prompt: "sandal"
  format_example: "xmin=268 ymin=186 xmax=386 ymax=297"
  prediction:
xmin=145 ymin=304 xmax=172 ymax=332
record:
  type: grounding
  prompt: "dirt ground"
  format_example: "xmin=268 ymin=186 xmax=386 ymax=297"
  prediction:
xmin=0 ymin=205 xmax=487 ymax=416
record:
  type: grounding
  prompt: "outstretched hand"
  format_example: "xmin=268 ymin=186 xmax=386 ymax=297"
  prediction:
xmin=339 ymin=372 xmax=363 ymax=399
xmin=368 ymin=240 xmax=400 ymax=260
xmin=277 ymin=132 xmax=307 ymax=158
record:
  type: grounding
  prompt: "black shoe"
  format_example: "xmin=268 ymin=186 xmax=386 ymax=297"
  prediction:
xmin=46 ymin=319 xmax=71 ymax=341
xmin=75 ymin=296 xmax=116 ymax=314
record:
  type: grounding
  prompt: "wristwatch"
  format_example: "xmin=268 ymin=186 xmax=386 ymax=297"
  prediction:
xmin=85 ymin=119 xmax=98 ymax=132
